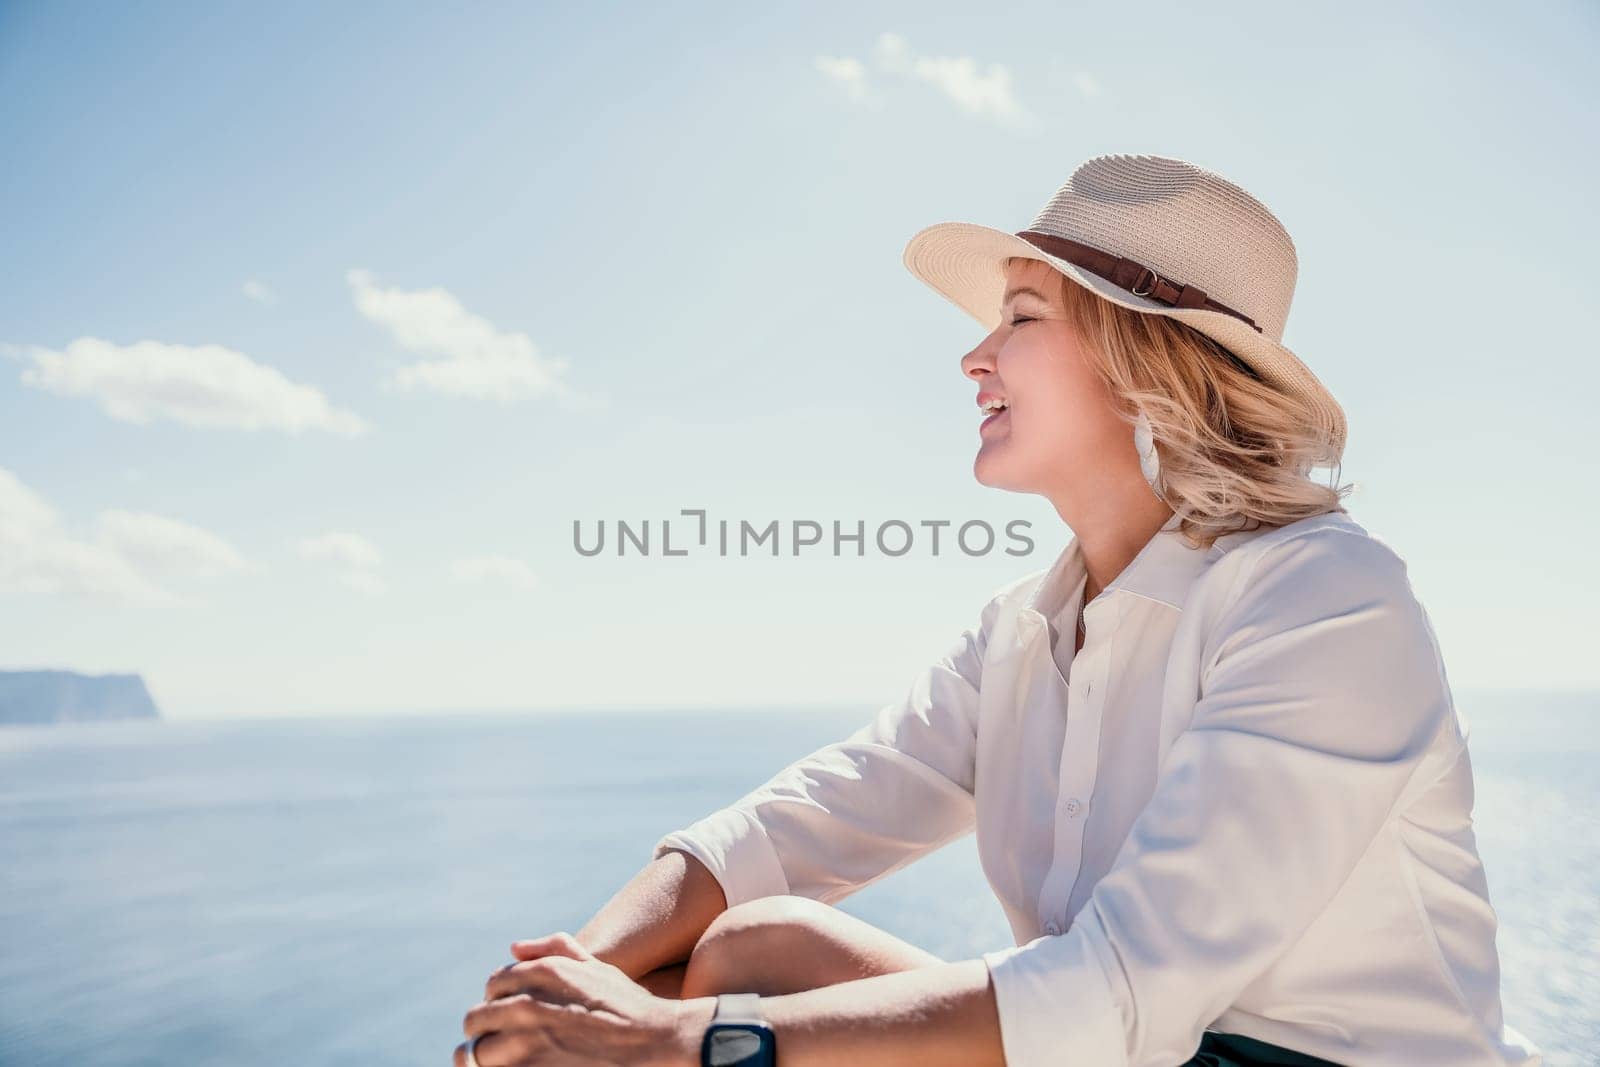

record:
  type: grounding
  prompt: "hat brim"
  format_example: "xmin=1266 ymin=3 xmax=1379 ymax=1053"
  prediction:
xmin=902 ymin=221 xmax=1347 ymax=465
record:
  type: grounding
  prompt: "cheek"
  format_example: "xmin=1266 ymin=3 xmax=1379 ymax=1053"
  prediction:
xmin=1004 ymin=353 xmax=1120 ymax=463
xmin=1010 ymin=400 xmax=1078 ymax=461
xmin=1009 ymin=355 xmax=1090 ymax=440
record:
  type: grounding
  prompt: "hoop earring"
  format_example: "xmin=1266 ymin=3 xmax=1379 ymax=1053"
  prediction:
xmin=1134 ymin=410 xmax=1166 ymax=503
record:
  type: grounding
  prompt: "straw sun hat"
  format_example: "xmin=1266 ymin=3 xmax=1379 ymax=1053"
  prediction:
xmin=902 ymin=153 xmax=1347 ymax=466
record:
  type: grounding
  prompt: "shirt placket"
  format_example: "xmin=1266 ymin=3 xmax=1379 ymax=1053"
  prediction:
xmin=1036 ymin=596 xmax=1119 ymax=937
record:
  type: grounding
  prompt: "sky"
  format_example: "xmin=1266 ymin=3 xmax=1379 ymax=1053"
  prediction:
xmin=1 ymin=1 xmax=1596 ymax=719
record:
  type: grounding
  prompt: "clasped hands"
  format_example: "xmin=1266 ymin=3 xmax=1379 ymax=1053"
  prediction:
xmin=452 ymin=932 xmax=706 ymax=1067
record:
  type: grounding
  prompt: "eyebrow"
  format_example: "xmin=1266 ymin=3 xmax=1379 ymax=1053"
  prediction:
xmin=1002 ymin=285 xmax=1050 ymax=306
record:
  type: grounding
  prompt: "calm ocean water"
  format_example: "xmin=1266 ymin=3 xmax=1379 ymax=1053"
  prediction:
xmin=1 ymin=693 xmax=1594 ymax=1066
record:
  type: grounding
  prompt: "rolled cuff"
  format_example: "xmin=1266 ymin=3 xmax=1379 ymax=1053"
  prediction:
xmin=981 ymin=928 xmax=1128 ymax=1067
xmin=651 ymin=805 xmax=791 ymax=909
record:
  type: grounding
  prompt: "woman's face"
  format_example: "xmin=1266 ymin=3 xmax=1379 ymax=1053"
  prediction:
xmin=961 ymin=258 xmax=1132 ymax=502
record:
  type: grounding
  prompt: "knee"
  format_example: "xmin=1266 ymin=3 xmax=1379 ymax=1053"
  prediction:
xmin=702 ymin=894 xmax=833 ymax=945
xmin=682 ymin=895 xmax=830 ymax=996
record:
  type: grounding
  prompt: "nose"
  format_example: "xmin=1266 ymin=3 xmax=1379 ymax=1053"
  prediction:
xmin=961 ymin=330 xmax=1000 ymax=382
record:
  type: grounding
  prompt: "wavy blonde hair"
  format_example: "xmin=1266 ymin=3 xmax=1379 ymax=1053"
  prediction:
xmin=1010 ymin=258 xmax=1355 ymax=551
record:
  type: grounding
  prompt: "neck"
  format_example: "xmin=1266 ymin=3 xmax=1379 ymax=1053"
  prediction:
xmin=1060 ymin=495 xmax=1174 ymax=607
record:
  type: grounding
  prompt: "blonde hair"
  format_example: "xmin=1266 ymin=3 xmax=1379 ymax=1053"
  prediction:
xmin=1011 ymin=259 xmax=1355 ymax=551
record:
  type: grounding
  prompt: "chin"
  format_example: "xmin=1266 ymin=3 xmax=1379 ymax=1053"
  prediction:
xmin=973 ymin=451 xmax=1036 ymax=493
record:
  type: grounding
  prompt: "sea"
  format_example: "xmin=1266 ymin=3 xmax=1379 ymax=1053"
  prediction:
xmin=1 ymin=691 xmax=1594 ymax=1066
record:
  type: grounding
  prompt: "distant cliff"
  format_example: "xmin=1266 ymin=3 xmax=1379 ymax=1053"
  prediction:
xmin=0 ymin=670 xmax=161 ymax=726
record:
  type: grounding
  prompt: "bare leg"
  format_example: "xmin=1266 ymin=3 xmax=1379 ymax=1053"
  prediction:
xmin=678 ymin=895 xmax=944 ymax=999
xmin=636 ymin=960 xmax=689 ymax=998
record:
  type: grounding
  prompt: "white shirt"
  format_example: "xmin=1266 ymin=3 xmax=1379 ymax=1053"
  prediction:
xmin=653 ymin=509 xmax=1543 ymax=1066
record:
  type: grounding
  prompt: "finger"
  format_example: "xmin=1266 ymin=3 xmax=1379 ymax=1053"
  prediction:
xmin=484 ymin=956 xmax=570 ymax=1002
xmin=454 ymin=1030 xmax=526 ymax=1067
xmin=509 ymin=931 xmax=590 ymax=961
xmin=463 ymin=993 xmax=540 ymax=1038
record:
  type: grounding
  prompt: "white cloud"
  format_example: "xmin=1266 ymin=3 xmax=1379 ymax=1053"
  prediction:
xmin=7 ymin=337 xmax=368 ymax=436
xmin=0 ymin=469 xmax=143 ymax=601
xmin=297 ymin=531 xmax=382 ymax=569
xmin=0 ymin=467 xmax=56 ymax=537
xmin=0 ymin=466 xmax=248 ymax=603
xmin=297 ymin=531 xmax=385 ymax=594
xmin=347 ymin=269 xmax=591 ymax=407
xmin=813 ymin=55 xmax=877 ymax=104
xmin=873 ymin=32 xmax=1029 ymax=125
xmin=449 ymin=555 xmax=539 ymax=591
xmin=815 ymin=32 xmax=1035 ymax=129
xmin=241 ymin=279 xmax=278 ymax=305
xmin=98 ymin=510 xmax=250 ymax=580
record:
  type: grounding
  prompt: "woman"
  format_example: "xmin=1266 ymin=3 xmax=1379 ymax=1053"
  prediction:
xmin=455 ymin=155 xmax=1542 ymax=1066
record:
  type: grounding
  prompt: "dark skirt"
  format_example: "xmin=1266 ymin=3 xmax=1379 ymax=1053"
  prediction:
xmin=1181 ymin=1030 xmax=1346 ymax=1067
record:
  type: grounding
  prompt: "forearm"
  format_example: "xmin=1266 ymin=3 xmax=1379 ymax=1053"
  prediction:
xmin=576 ymin=849 xmax=728 ymax=979
xmin=674 ymin=958 xmax=1007 ymax=1067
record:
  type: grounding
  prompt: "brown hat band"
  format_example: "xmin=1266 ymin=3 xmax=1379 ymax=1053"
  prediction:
xmin=1013 ymin=229 xmax=1264 ymax=335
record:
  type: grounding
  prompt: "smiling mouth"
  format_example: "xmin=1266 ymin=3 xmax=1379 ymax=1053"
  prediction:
xmin=980 ymin=407 xmax=1009 ymax=433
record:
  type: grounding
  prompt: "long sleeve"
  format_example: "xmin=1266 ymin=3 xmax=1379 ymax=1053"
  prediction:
xmin=652 ymin=589 xmax=1005 ymax=909
xmin=981 ymin=528 xmax=1458 ymax=1067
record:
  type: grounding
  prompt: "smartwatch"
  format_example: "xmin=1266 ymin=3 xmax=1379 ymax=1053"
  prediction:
xmin=701 ymin=992 xmax=777 ymax=1067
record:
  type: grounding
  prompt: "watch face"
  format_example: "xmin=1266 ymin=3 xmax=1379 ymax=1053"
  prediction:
xmin=703 ymin=1023 xmax=776 ymax=1067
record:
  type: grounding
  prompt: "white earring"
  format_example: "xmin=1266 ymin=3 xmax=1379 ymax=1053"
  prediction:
xmin=1134 ymin=410 xmax=1165 ymax=503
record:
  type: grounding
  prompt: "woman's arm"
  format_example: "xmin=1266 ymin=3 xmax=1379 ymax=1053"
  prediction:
xmin=466 ymin=934 xmax=1007 ymax=1067
xmin=647 ymin=586 xmax=1012 ymax=912
xmin=656 ymin=528 xmax=1447 ymax=1067
xmin=572 ymin=848 xmax=728 ymax=980
xmin=669 ymin=959 xmax=1007 ymax=1067
xmin=568 ymin=581 xmax=1012 ymax=982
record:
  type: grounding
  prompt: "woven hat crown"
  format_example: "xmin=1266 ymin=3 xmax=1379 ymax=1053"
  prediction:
xmin=1031 ymin=154 xmax=1300 ymax=343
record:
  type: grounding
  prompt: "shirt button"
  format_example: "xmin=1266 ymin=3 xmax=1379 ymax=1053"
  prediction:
xmin=1044 ymin=921 xmax=1061 ymax=935
xmin=1063 ymin=797 xmax=1082 ymax=817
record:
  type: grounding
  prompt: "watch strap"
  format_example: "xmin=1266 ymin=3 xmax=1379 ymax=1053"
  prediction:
xmin=704 ymin=992 xmax=773 ymax=1067
xmin=713 ymin=991 xmax=764 ymax=1025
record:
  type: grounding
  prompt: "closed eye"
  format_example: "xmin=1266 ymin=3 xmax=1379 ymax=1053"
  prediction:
xmin=1009 ymin=315 xmax=1036 ymax=327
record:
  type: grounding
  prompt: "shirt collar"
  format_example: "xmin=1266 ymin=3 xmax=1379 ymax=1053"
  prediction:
xmin=1022 ymin=511 xmax=1210 ymax=620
